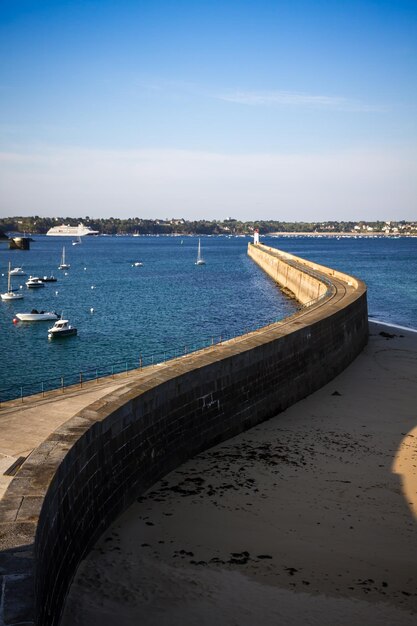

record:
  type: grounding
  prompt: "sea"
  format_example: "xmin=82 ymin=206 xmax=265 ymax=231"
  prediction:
xmin=1 ymin=234 xmax=416 ymax=401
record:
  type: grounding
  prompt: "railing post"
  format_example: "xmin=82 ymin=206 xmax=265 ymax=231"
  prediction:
xmin=7 ymin=324 xmax=275 ymax=403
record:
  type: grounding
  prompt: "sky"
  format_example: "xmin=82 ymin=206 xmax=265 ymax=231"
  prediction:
xmin=0 ymin=0 xmax=416 ymax=221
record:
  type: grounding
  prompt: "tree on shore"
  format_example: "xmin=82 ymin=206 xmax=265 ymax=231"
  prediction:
xmin=0 ymin=216 xmax=415 ymax=236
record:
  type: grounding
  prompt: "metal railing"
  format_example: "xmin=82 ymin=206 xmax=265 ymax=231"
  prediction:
xmin=0 ymin=324 xmax=275 ymax=406
xmin=0 ymin=266 xmax=335 ymax=407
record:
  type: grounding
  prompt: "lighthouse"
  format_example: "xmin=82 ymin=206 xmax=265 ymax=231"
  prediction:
xmin=253 ymin=228 xmax=260 ymax=245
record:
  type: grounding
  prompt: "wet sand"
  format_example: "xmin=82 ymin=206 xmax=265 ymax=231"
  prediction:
xmin=61 ymin=321 xmax=417 ymax=626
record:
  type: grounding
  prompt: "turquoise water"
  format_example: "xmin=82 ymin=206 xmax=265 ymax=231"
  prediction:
xmin=1 ymin=235 xmax=416 ymax=400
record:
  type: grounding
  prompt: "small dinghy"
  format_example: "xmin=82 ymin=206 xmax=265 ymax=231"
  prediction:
xmin=40 ymin=275 xmax=57 ymax=283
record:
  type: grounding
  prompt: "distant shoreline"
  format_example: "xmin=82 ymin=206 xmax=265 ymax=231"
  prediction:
xmin=2 ymin=232 xmax=415 ymax=239
xmin=268 ymin=231 xmax=417 ymax=238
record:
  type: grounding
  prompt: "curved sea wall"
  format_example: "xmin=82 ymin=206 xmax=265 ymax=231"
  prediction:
xmin=0 ymin=243 xmax=368 ymax=626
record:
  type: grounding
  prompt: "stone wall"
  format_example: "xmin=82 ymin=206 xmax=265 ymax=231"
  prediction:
xmin=0 ymin=243 xmax=368 ymax=625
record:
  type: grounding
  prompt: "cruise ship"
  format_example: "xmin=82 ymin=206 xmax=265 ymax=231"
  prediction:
xmin=46 ymin=222 xmax=99 ymax=237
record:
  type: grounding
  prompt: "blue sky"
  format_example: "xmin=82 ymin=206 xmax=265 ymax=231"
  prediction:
xmin=0 ymin=0 xmax=416 ymax=220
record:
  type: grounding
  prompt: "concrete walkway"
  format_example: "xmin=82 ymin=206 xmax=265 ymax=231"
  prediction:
xmin=0 ymin=372 xmax=142 ymax=499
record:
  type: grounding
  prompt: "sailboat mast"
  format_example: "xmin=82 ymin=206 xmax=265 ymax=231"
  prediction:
xmin=7 ymin=261 xmax=11 ymax=292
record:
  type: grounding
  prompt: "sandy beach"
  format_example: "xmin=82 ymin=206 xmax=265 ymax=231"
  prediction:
xmin=61 ymin=320 xmax=417 ymax=626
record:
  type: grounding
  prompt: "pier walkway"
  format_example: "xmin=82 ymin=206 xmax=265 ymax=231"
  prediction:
xmin=0 ymin=372 xmax=145 ymax=500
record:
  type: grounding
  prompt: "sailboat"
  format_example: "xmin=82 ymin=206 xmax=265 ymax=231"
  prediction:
xmin=195 ymin=239 xmax=206 ymax=265
xmin=1 ymin=262 xmax=24 ymax=301
xmin=58 ymin=246 xmax=70 ymax=270
xmin=72 ymin=236 xmax=81 ymax=246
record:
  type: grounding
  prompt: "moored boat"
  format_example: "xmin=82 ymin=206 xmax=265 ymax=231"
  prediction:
xmin=25 ymin=276 xmax=45 ymax=288
xmin=40 ymin=275 xmax=57 ymax=282
xmin=10 ymin=267 xmax=26 ymax=276
xmin=16 ymin=310 xmax=60 ymax=322
xmin=58 ymin=246 xmax=70 ymax=270
xmin=48 ymin=318 xmax=77 ymax=338
xmin=1 ymin=262 xmax=24 ymax=301
xmin=195 ymin=238 xmax=206 ymax=265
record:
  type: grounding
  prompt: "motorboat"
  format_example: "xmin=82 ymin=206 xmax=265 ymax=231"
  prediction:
xmin=40 ymin=275 xmax=57 ymax=283
xmin=48 ymin=318 xmax=77 ymax=339
xmin=15 ymin=310 xmax=60 ymax=322
xmin=26 ymin=276 xmax=45 ymax=288
xmin=133 ymin=261 xmax=143 ymax=267
xmin=195 ymin=238 xmax=206 ymax=265
xmin=10 ymin=267 xmax=26 ymax=276
xmin=1 ymin=262 xmax=24 ymax=301
xmin=58 ymin=246 xmax=70 ymax=270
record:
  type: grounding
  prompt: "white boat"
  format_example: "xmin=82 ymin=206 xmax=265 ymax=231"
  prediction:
xmin=195 ymin=238 xmax=206 ymax=265
xmin=26 ymin=276 xmax=45 ymax=288
xmin=16 ymin=310 xmax=60 ymax=322
xmin=72 ymin=236 xmax=81 ymax=246
xmin=58 ymin=246 xmax=70 ymax=270
xmin=10 ymin=266 xmax=26 ymax=276
xmin=133 ymin=261 xmax=143 ymax=267
xmin=48 ymin=318 xmax=77 ymax=338
xmin=46 ymin=222 xmax=99 ymax=236
xmin=1 ymin=262 xmax=24 ymax=301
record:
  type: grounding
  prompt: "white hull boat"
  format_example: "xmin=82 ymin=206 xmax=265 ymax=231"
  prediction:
xmin=10 ymin=267 xmax=26 ymax=276
xmin=1 ymin=262 xmax=24 ymax=301
xmin=16 ymin=310 xmax=60 ymax=322
xmin=1 ymin=291 xmax=23 ymax=301
xmin=26 ymin=276 xmax=45 ymax=288
xmin=59 ymin=246 xmax=70 ymax=270
xmin=47 ymin=222 xmax=99 ymax=236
